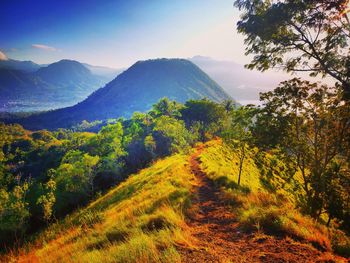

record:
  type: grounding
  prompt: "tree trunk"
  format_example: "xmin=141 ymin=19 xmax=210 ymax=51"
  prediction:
xmin=327 ymin=215 xmax=332 ymax=227
xmin=238 ymin=144 xmax=245 ymax=186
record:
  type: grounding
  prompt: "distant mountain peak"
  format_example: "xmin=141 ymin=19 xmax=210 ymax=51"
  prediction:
xmin=56 ymin=59 xmax=83 ymax=64
xmin=36 ymin=59 xmax=92 ymax=78
xmin=42 ymin=59 xmax=90 ymax=70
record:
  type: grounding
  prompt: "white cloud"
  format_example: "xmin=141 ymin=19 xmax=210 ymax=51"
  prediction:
xmin=0 ymin=50 xmax=8 ymax=60
xmin=32 ymin=44 xmax=57 ymax=51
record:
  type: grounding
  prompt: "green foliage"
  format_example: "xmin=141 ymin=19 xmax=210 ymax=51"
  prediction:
xmin=54 ymin=151 xmax=100 ymax=215
xmin=323 ymin=162 xmax=350 ymax=231
xmin=150 ymin=97 xmax=183 ymax=118
xmin=257 ymin=79 xmax=350 ymax=224
xmin=235 ymin=0 xmax=350 ymax=97
xmin=87 ymin=122 xmax=125 ymax=159
xmin=1 ymin=95 xmax=349 ymax=256
xmin=36 ymin=170 xmax=56 ymax=222
xmin=222 ymin=106 xmax=256 ymax=185
xmin=0 ymin=183 xmax=30 ymax=243
xmin=180 ymin=98 xmax=227 ymax=140
xmin=152 ymin=116 xmax=193 ymax=156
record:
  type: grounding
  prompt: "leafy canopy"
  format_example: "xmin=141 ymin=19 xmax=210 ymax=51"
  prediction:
xmin=235 ymin=0 xmax=350 ymax=97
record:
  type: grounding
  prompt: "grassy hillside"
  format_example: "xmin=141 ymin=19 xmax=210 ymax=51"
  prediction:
xmin=198 ymin=140 xmax=349 ymax=258
xmin=10 ymin=154 xmax=196 ymax=262
xmin=198 ymin=140 xmax=304 ymax=202
xmin=5 ymin=140 xmax=349 ymax=262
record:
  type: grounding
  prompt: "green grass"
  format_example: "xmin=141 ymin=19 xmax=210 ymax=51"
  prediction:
xmin=198 ymin=139 xmax=334 ymax=252
xmin=199 ymin=140 xmax=262 ymax=191
xmin=11 ymin=154 xmax=196 ymax=263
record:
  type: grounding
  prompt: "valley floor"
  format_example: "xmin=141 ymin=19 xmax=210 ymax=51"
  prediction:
xmin=178 ymin=146 xmax=345 ymax=263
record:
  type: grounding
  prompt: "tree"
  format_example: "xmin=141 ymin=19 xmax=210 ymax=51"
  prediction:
xmin=150 ymin=97 xmax=183 ymax=118
xmin=37 ymin=169 xmax=56 ymax=222
xmin=323 ymin=162 xmax=350 ymax=229
xmin=121 ymin=113 xmax=154 ymax=173
xmin=180 ymin=99 xmax=226 ymax=141
xmin=235 ymin=0 xmax=350 ymax=97
xmin=82 ymin=153 xmax=100 ymax=195
xmin=152 ymin=116 xmax=194 ymax=156
xmin=258 ymin=78 xmax=350 ymax=219
xmin=89 ymin=122 xmax=125 ymax=159
xmin=223 ymin=106 xmax=255 ymax=185
xmin=0 ymin=182 xmax=30 ymax=244
xmin=222 ymin=99 xmax=236 ymax=113
xmin=54 ymin=150 xmax=100 ymax=215
xmin=86 ymin=122 xmax=125 ymax=174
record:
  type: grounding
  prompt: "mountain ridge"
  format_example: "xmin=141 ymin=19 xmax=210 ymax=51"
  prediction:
xmin=0 ymin=59 xmax=41 ymax=72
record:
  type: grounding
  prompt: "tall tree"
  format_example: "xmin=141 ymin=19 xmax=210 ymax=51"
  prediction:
xmin=259 ymin=78 xmax=350 ymax=220
xmin=235 ymin=0 xmax=350 ymax=97
xmin=223 ymin=106 xmax=255 ymax=185
xmin=180 ymin=99 xmax=226 ymax=141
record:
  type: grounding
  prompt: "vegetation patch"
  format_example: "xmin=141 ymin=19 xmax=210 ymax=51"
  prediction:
xmin=198 ymin=141 xmax=346 ymax=255
xmin=10 ymin=154 xmax=196 ymax=262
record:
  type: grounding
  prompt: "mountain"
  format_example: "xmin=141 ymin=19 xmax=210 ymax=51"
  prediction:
xmin=35 ymin=60 xmax=105 ymax=97
xmin=190 ymin=56 xmax=285 ymax=105
xmin=17 ymin=58 xmax=233 ymax=130
xmin=36 ymin=60 xmax=94 ymax=85
xmin=0 ymin=59 xmax=41 ymax=72
xmin=0 ymin=60 xmax=107 ymax=112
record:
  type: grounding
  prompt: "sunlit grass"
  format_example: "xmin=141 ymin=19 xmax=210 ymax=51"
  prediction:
xmin=198 ymin=139 xmax=333 ymax=252
xmin=12 ymin=154 xmax=196 ymax=262
xmin=5 ymin=140 xmax=349 ymax=262
xmin=198 ymin=139 xmax=262 ymax=191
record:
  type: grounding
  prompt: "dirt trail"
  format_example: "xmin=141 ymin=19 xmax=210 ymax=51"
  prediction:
xmin=178 ymin=147 xmax=336 ymax=263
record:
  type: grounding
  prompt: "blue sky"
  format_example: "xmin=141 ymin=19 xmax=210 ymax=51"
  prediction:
xmin=0 ymin=0 xmax=246 ymax=68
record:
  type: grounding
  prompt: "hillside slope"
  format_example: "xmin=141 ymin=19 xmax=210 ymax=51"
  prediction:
xmin=11 ymin=154 xmax=196 ymax=262
xmin=17 ymin=58 xmax=233 ymax=130
xmin=8 ymin=141 xmax=346 ymax=262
